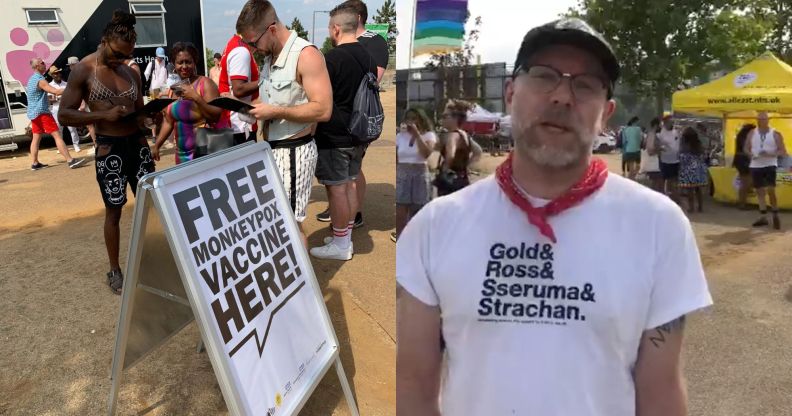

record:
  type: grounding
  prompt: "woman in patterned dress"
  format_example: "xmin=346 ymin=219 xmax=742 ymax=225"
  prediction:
xmin=152 ymin=42 xmax=226 ymax=164
xmin=679 ymin=127 xmax=709 ymax=213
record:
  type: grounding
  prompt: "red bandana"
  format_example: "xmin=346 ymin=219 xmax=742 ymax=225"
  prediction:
xmin=496 ymin=153 xmax=608 ymax=243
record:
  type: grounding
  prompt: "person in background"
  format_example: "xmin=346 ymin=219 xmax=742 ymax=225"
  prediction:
xmin=696 ymin=122 xmax=715 ymax=164
xmin=26 ymin=58 xmax=85 ymax=170
xmin=679 ymin=127 xmax=708 ymax=213
xmin=308 ymin=3 xmax=377 ymax=261
xmin=640 ymin=117 xmax=663 ymax=192
xmin=316 ymin=0 xmax=390 ymax=227
xmin=657 ymin=114 xmax=681 ymax=203
xmin=209 ymin=52 xmax=222 ymax=86
xmin=144 ymin=47 xmax=168 ymax=96
xmin=217 ymin=21 xmax=260 ymax=145
xmin=151 ymin=42 xmax=224 ymax=164
xmin=394 ymin=108 xmax=436 ymax=242
xmin=434 ymin=99 xmax=474 ymax=196
xmin=144 ymin=47 xmax=169 ymax=140
xmin=67 ymin=56 xmax=96 ymax=148
xmin=744 ymin=111 xmax=787 ymax=229
xmin=733 ymin=123 xmax=755 ymax=210
xmin=621 ymin=116 xmax=642 ymax=179
xmin=48 ymin=65 xmax=81 ymax=153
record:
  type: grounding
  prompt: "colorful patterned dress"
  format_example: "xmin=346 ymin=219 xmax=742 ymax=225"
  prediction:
xmin=166 ymin=76 xmax=230 ymax=164
xmin=679 ymin=151 xmax=708 ymax=188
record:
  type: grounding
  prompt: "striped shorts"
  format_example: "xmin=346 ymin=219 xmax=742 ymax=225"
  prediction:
xmin=270 ymin=137 xmax=318 ymax=222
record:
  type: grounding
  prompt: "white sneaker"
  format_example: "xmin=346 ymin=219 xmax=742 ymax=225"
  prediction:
xmin=310 ymin=241 xmax=352 ymax=261
xmin=323 ymin=236 xmax=354 ymax=250
xmin=73 ymin=147 xmax=81 ymax=153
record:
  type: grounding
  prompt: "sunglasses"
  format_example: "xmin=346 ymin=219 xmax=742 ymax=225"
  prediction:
xmin=245 ymin=22 xmax=276 ymax=49
xmin=107 ymin=43 xmax=134 ymax=60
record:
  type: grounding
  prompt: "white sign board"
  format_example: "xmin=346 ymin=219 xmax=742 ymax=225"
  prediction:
xmin=108 ymin=142 xmax=357 ymax=416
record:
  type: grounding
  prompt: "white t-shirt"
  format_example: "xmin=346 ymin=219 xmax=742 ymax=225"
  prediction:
xmin=397 ymin=131 xmax=437 ymax=164
xmin=397 ymin=174 xmax=712 ymax=416
xmin=145 ymin=58 xmax=168 ymax=92
xmin=748 ymin=128 xmax=779 ymax=168
xmin=226 ymin=46 xmax=255 ymax=134
xmin=48 ymin=80 xmax=66 ymax=114
xmin=657 ymin=128 xmax=680 ymax=164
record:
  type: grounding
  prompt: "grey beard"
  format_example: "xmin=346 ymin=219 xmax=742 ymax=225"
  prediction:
xmin=517 ymin=131 xmax=592 ymax=169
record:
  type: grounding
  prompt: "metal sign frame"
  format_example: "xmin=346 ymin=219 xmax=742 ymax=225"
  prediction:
xmin=107 ymin=142 xmax=359 ymax=416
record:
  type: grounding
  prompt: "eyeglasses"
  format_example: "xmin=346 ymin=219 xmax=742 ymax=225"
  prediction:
xmin=245 ymin=22 xmax=276 ymax=49
xmin=107 ymin=43 xmax=134 ymax=60
xmin=513 ymin=65 xmax=608 ymax=101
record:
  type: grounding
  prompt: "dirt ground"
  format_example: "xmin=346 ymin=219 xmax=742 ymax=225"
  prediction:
xmin=0 ymin=90 xmax=396 ymax=414
xmin=473 ymin=152 xmax=792 ymax=416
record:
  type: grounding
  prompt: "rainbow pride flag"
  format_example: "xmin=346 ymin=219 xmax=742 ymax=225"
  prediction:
xmin=412 ymin=0 xmax=468 ymax=57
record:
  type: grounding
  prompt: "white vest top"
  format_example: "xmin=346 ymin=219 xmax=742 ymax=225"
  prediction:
xmin=749 ymin=128 xmax=779 ymax=168
xmin=261 ymin=31 xmax=316 ymax=141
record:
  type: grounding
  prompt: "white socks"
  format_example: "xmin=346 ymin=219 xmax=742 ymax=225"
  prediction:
xmin=332 ymin=224 xmax=351 ymax=249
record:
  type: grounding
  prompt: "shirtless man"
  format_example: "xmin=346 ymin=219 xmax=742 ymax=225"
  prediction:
xmin=59 ymin=10 xmax=154 ymax=294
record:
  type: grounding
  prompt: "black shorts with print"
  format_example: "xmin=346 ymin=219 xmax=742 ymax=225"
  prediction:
xmin=95 ymin=133 xmax=155 ymax=208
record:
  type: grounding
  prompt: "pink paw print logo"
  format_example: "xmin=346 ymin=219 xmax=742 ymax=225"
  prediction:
xmin=6 ymin=27 xmax=65 ymax=84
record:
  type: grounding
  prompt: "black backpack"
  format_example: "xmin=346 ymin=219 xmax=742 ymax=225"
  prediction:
xmin=339 ymin=47 xmax=384 ymax=143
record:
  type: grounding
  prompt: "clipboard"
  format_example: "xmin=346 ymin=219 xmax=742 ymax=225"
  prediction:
xmin=209 ymin=97 xmax=254 ymax=113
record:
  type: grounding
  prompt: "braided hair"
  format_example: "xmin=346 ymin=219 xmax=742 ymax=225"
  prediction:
xmin=102 ymin=10 xmax=137 ymax=44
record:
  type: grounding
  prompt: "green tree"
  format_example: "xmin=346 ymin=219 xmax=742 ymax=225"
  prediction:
xmin=321 ymin=37 xmax=334 ymax=54
xmin=566 ymin=0 xmax=772 ymax=114
xmin=373 ymin=0 xmax=397 ymax=54
xmin=205 ymin=47 xmax=216 ymax=69
xmin=423 ymin=15 xmax=483 ymax=115
xmin=425 ymin=15 xmax=481 ymax=70
xmin=753 ymin=0 xmax=792 ymax=63
xmin=287 ymin=17 xmax=309 ymax=40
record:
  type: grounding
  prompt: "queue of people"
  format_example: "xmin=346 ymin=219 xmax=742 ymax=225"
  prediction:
xmin=26 ymin=0 xmax=388 ymax=295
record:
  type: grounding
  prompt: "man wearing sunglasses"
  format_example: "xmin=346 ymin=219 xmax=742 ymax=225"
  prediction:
xmin=236 ymin=0 xmax=332 ymax=248
xmin=397 ymin=18 xmax=712 ymax=416
xmin=59 ymin=10 xmax=153 ymax=295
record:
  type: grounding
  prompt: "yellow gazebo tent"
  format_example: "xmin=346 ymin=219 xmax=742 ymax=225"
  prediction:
xmin=671 ymin=52 xmax=792 ymax=208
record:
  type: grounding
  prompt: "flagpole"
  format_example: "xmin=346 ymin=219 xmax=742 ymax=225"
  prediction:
xmin=407 ymin=0 xmax=418 ymax=109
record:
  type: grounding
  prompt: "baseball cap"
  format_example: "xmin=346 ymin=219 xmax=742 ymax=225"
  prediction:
xmin=48 ymin=65 xmax=61 ymax=75
xmin=156 ymin=47 xmax=166 ymax=58
xmin=513 ymin=18 xmax=620 ymax=96
xmin=67 ymin=56 xmax=79 ymax=65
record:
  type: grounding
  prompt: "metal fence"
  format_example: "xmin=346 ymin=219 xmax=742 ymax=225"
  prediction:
xmin=395 ymin=62 xmax=511 ymax=124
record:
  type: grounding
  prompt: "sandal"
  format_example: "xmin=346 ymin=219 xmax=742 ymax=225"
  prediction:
xmin=107 ymin=269 xmax=124 ymax=295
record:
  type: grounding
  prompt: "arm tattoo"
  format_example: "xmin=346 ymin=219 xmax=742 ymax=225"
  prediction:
xmin=648 ymin=315 xmax=686 ymax=348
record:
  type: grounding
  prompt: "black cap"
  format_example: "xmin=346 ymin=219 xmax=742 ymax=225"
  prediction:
xmin=514 ymin=18 xmax=620 ymax=95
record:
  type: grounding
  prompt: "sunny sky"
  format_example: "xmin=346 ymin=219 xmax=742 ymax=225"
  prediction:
xmin=396 ymin=0 xmax=579 ymax=69
xmin=203 ymin=0 xmax=387 ymax=53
